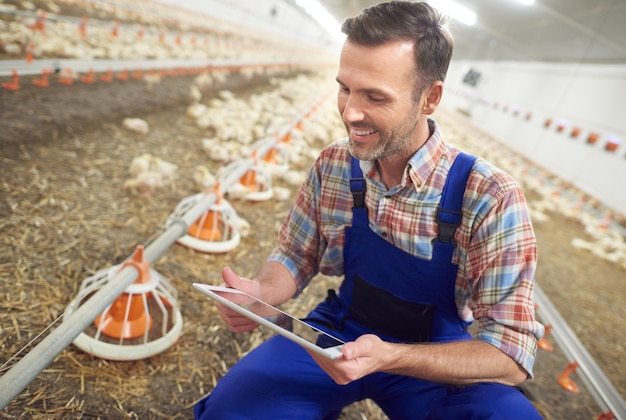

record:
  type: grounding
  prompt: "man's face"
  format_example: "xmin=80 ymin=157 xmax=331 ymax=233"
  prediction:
xmin=336 ymin=39 xmax=426 ymax=162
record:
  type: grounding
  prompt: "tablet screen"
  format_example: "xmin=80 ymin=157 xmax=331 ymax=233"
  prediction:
xmin=193 ymin=283 xmax=344 ymax=359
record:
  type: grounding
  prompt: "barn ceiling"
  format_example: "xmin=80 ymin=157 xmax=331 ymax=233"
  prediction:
xmin=318 ymin=0 xmax=626 ymax=63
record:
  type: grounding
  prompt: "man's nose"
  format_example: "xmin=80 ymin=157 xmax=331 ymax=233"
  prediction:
xmin=341 ymin=95 xmax=365 ymax=123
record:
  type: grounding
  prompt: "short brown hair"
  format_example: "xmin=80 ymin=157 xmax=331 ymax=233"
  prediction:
xmin=341 ymin=1 xmax=454 ymax=99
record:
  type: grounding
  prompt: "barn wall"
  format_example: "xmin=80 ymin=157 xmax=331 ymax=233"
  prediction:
xmin=442 ymin=60 xmax=626 ymax=213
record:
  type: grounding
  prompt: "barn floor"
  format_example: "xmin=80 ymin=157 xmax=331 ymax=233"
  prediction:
xmin=1 ymin=65 xmax=625 ymax=419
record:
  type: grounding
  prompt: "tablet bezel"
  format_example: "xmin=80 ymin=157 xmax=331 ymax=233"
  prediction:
xmin=193 ymin=283 xmax=344 ymax=360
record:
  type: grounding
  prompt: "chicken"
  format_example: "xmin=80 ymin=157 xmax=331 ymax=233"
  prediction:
xmin=272 ymin=186 xmax=291 ymax=201
xmin=225 ymin=183 xmax=251 ymax=200
xmin=129 ymin=153 xmax=153 ymax=177
xmin=149 ymin=156 xmax=178 ymax=183
xmin=193 ymin=165 xmax=216 ymax=191
xmin=123 ymin=171 xmax=163 ymax=197
xmin=122 ymin=117 xmax=149 ymax=134
xmin=235 ymin=215 xmax=251 ymax=238
xmin=189 ymin=85 xmax=202 ymax=103
xmin=125 ymin=153 xmax=178 ymax=196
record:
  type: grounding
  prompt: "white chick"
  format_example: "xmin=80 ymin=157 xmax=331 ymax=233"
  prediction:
xmin=272 ymin=186 xmax=291 ymax=201
xmin=129 ymin=153 xmax=153 ymax=177
xmin=150 ymin=156 xmax=178 ymax=184
xmin=193 ymin=165 xmax=216 ymax=191
xmin=201 ymin=137 xmax=216 ymax=153
xmin=123 ymin=171 xmax=163 ymax=197
xmin=280 ymin=170 xmax=307 ymax=187
xmin=122 ymin=118 xmax=149 ymax=134
xmin=189 ymin=85 xmax=201 ymax=103
xmin=195 ymin=113 xmax=212 ymax=129
xmin=208 ymin=145 xmax=230 ymax=162
xmin=236 ymin=215 xmax=251 ymax=238
xmin=226 ymin=183 xmax=251 ymax=200
xmin=186 ymin=103 xmax=207 ymax=119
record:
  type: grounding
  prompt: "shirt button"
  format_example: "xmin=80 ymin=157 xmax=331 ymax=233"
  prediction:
xmin=381 ymin=231 xmax=388 ymax=237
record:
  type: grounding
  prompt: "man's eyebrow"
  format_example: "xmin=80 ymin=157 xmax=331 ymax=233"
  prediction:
xmin=335 ymin=77 xmax=390 ymax=97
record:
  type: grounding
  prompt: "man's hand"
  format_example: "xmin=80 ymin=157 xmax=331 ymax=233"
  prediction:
xmin=214 ymin=267 xmax=263 ymax=333
xmin=308 ymin=334 xmax=387 ymax=385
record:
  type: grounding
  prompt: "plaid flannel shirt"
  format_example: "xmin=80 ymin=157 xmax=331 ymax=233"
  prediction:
xmin=268 ymin=119 xmax=544 ymax=376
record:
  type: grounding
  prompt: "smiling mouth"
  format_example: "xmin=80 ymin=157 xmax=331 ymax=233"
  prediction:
xmin=351 ymin=128 xmax=377 ymax=138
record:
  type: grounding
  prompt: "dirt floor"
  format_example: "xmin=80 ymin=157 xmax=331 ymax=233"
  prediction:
xmin=1 ymin=56 xmax=625 ymax=420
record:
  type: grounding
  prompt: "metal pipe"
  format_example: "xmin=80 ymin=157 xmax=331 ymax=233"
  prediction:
xmin=535 ymin=285 xmax=626 ymax=419
xmin=0 ymin=191 xmax=215 ymax=409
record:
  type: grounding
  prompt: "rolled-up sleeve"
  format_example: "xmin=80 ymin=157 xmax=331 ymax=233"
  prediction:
xmin=464 ymin=175 xmax=544 ymax=377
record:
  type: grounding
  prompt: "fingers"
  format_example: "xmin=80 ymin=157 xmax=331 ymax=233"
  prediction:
xmin=221 ymin=266 xmax=242 ymax=289
xmin=216 ymin=302 xmax=259 ymax=332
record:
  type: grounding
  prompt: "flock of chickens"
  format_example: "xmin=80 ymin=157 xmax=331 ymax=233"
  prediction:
xmin=120 ymin=67 xmax=343 ymax=241
xmin=0 ymin=0 xmax=326 ymax=62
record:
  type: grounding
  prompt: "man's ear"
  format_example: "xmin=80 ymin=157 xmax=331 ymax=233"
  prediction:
xmin=422 ymin=81 xmax=444 ymax=115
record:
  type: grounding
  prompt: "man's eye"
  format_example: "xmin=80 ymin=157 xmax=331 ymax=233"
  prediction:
xmin=368 ymin=96 xmax=384 ymax=103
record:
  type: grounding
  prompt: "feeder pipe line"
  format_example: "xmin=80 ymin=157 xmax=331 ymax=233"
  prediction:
xmin=535 ymin=285 xmax=626 ymax=419
xmin=0 ymin=265 xmax=139 ymax=409
xmin=0 ymin=192 xmax=218 ymax=409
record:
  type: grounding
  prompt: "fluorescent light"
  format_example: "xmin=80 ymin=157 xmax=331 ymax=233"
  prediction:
xmin=516 ymin=0 xmax=535 ymax=5
xmin=428 ymin=0 xmax=477 ymax=26
xmin=296 ymin=0 xmax=346 ymax=43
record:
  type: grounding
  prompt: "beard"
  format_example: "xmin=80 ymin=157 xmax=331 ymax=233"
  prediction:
xmin=347 ymin=105 xmax=421 ymax=162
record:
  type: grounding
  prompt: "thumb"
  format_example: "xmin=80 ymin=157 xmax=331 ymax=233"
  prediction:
xmin=221 ymin=266 xmax=242 ymax=289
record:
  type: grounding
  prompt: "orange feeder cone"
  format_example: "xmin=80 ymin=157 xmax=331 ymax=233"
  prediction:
xmin=100 ymin=68 xmax=113 ymax=82
xmin=189 ymin=209 xmax=223 ymax=241
xmin=80 ymin=68 xmax=95 ymax=84
xmin=116 ymin=68 xmax=129 ymax=81
xmin=32 ymin=69 xmax=50 ymax=87
xmin=263 ymin=147 xmax=279 ymax=165
xmin=58 ymin=68 xmax=74 ymax=85
xmin=169 ymin=183 xmax=242 ymax=254
xmin=2 ymin=70 xmax=20 ymax=91
xmin=94 ymin=246 xmax=153 ymax=339
xmin=240 ymin=170 xmax=258 ymax=192
xmin=556 ymin=361 xmax=580 ymax=393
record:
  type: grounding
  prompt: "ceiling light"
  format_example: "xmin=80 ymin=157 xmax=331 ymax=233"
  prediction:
xmin=516 ymin=0 xmax=535 ymax=5
xmin=427 ymin=0 xmax=477 ymax=26
xmin=296 ymin=0 xmax=346 ymax=43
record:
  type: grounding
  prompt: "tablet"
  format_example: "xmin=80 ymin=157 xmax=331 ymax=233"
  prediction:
xmin=193 ymin=283 xmax=344 ymax=360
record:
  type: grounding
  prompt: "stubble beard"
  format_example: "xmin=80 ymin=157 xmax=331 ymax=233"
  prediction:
xmin=347 ymin=108 xmax=421 ymax=162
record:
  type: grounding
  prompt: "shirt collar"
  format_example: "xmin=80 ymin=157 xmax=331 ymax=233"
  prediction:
xmin=406 ymin=119 xmax=446 ymax=188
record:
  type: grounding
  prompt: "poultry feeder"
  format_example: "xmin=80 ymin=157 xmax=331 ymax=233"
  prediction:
xmin=167 ymin=188 xmax=241 ymax=253
xmin=63 ymin=246 xmax=183 ymax=361
xmin=237 ymin=164 xmax=274 ymax=202
xmin=261 ymin=145 xmax=289 ymax=177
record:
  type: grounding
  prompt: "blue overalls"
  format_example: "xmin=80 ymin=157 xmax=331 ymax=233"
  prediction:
xmin=195 ymin=153 xmax=542 ymax=419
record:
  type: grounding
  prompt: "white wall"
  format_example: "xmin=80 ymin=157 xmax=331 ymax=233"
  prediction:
xmin=156 ymin=0 xmax=341 ymax=53
xmin=442 ymin=60 xmax=626 ymax=214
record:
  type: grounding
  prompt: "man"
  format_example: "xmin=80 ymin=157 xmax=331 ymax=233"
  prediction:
xmin=195 ymin=1 xmax=544 ymax=418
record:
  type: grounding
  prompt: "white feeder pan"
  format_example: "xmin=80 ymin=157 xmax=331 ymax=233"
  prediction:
xmin=176 ymin=230 xmax=241 ymax=253
xmin=69 ymin=300 xmax=183 ymax=361
xmin=167 ymin=193 xmax=242 ymax=254
xmin=245 ymin=187 xmax=274 ymax=202
xmin=63 ymin=264 xmax=183 ymax=361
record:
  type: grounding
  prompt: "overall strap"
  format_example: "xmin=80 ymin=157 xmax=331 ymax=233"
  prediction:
xmin=349 ymin=157 xmax=368 ymax=227
xmin=436 ymin=152 xmax=477 ymax=244
xmin=349 ymin=157 xmax=366 ymax=208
